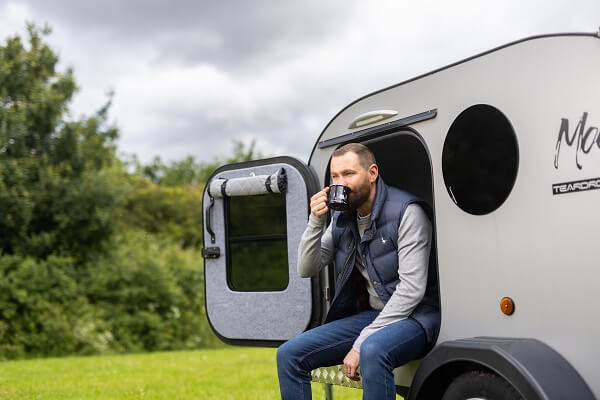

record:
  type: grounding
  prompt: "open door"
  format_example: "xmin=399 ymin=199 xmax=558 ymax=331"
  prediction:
xmin=202 ymin=156 xmax=322 ymax=346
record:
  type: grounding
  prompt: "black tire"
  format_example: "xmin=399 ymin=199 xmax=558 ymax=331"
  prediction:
xmin=441 ymin=370 xmax=523 ymax=400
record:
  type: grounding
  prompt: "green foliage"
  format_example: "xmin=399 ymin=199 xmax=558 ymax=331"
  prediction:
xmin=0 ymin=254 xmax=87 ymax=358
xmin=80 ymin=232 xmax=218 ymax=353
xmin=132 ymin=138 xmax=264 ymax=186
xmin=0 ymin=232 xmax=219 ymax=360
xmin=118 ymin=175 xmax=204 ymax=248
xmin=0 ymin=24 xmax=119 ymax=260
xmin=135 ymin=155 xmax=206 ymax=186
xmin=0 ymin=25 xmax=225 ymax=359
xmin=0 ymin=23 xmax=76 ymax=160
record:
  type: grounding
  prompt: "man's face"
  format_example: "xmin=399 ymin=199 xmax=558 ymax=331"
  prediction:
xmin=330 ymin=152 xmax=374 ymax=210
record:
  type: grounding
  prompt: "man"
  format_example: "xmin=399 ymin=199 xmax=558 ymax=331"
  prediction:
xmin=276 ymin=143 xmax=440 ymax=400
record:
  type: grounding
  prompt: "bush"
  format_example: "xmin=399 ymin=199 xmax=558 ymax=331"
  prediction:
xmin=80 ymin=230 xmax=220 ymax=354
xmin=118 ymin=176 xmax=204 ymax=248
xmin=0 ymin=231 xmax=220 ymax=360
xmin=0 ymin=254 xmax=91 ymax=359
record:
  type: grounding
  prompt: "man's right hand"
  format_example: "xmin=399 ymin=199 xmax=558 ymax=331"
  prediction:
xmin=310 ymin=187 xmax=330 ymax=219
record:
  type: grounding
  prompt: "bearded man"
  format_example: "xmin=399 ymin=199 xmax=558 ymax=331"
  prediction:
xmin=276 ymin=143 xmax=440 ymax=400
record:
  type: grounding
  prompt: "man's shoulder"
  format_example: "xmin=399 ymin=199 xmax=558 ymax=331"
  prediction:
xmin=381 ymin=186 xmax=431 ymax=221
xmin=383 ymin=185 xmax=421 ymax=209
xmin=403 ymin=203 xmax=431 ymax=224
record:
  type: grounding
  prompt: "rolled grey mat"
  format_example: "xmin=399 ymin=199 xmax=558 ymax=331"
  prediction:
xmin=208 ymin=168 xmax=287 ymax=198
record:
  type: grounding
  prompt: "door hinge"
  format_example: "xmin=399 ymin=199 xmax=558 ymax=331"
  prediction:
xmin=202 ymin=246 xmax=221 ymax=259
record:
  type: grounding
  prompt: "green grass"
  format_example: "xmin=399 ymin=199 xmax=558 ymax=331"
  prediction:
xmin=0 ymin=347 xmax=368 ymax=399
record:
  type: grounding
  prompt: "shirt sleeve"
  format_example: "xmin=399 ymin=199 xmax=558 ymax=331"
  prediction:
xmin=352 ymin=203 xmax=432 ymax=352
xmin=297 ymin=213 xmax=335 ymax=278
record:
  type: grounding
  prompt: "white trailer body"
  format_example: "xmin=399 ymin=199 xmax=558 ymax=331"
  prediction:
xmin=203 ymin=32 xmax=600 ymax=399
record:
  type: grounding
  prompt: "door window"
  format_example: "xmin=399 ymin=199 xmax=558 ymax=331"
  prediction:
xmin=227 ymin=193 xmax=289 ymax=291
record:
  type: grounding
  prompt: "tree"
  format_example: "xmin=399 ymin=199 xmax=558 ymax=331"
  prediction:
xmin=0 ymin=23 xmax=119 ymax=259
xmin=0 ymin=24 xmax=124 ymax=358
xmin=0 ymin=24 xmax=224 ymax=359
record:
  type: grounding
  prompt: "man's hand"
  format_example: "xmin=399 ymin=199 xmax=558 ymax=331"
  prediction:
xmin=343 ymin=348 xmax=360 ymax=381
xmin=310 ymin=187 xmax=330 ymax=219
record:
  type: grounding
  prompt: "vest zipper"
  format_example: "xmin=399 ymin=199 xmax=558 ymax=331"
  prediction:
xmin=336 ymin=250 xmax=355 ymax=288
xmin=334 ymin=240 xmax=356 ymax=294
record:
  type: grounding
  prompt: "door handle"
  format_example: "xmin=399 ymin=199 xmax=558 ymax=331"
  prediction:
xmin=205 ymin=195 xmax=216 ymax=244
xmin=203 ymin=195 xmax=221 ymax=259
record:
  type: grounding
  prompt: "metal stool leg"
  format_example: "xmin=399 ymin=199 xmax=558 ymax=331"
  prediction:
xmin=324 ymin=383 xmax=334 ymax=400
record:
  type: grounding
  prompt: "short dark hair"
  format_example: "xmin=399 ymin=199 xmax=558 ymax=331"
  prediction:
xmin=331 ymin=143 xmax=376 ymax=170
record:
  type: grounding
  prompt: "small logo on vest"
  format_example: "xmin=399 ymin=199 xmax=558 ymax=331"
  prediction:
xmin=381 ymin=237 xmax=387 ymax=244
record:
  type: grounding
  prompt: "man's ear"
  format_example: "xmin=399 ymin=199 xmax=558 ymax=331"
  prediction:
xmin=369 ymin=164 xmax=378 ymax=183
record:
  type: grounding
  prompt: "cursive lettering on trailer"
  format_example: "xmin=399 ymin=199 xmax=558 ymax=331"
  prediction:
xmin=554 ymin=112 xmax=600 ymax=170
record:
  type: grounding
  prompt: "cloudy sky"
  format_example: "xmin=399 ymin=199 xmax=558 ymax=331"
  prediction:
xmin=1 ymin=0 xmax=599 ymax=164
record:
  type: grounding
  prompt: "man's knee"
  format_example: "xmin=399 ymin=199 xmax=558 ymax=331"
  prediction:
xmin=276 ymin=341 xmax=292 ymax=366
xmin=359 ymin=339 xmax=387 ymax=368
xmin=277 ymin=339 xmax=303 ymax=368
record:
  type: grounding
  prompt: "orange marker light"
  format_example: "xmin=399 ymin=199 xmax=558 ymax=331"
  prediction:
xmin=500 ymin=297 xmax=515 ymax=315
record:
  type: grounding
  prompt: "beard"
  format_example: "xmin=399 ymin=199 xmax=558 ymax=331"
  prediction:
xmin=348 ymin=179 xmax=371 ymax=210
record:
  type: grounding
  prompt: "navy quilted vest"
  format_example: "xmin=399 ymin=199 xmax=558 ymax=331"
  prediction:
xmin=325 ymin=178 xmax=440 ymax=346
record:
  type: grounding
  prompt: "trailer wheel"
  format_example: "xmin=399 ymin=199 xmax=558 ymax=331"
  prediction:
xmin=441 ymin=370 xmax=523 ymax=400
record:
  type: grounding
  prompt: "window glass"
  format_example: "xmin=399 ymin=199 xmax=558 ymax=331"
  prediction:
xmin=226 ymin=193 xmax=288 ymax=291
xmin=228 ymin=193 xmax=286 ymax=236
xmin=442 ymin=104 xmax=519 ymax=215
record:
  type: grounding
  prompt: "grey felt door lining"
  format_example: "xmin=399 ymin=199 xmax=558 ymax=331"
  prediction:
xmin=203 ymin=158 xmax=318 ymax=342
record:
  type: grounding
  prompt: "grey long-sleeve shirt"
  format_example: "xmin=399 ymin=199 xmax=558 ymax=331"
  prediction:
xmin=297 ymin=204 xmax=432 ymax=352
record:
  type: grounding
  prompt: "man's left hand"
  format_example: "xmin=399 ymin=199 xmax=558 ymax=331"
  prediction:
xmin=343 ymin=348 xmax=360 ymax=381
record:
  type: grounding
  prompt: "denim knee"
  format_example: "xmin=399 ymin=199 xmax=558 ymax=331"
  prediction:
xmin=359 ymin=339 xmax=389 ymax=375
xmin=277 ymin=341 xmax=293 ymax=367
xmin=277 ymin=340 xmax=303 ymax=370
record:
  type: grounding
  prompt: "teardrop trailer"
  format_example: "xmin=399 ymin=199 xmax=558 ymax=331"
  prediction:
xmin=202 ymin=31 xmax=600 ymax=399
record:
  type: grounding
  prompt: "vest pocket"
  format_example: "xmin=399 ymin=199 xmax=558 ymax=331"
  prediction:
xmin=369 ymin=234 xmax=396 ymax=255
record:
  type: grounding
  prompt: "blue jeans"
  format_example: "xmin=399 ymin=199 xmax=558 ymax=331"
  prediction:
xmin=276 ymin=310 xmax=427 ymax=400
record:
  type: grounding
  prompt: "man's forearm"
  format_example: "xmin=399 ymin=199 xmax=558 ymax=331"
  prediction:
xmin=297 ymin=214 xmax=334 ymax=278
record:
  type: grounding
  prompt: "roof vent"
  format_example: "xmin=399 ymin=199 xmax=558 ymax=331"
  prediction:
xmin=348 ymin=110 xmax=398 ymax=129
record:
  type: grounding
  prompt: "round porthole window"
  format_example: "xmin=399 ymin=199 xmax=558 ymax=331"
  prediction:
xmin=442 ymin=104 xmax=518 ymax=215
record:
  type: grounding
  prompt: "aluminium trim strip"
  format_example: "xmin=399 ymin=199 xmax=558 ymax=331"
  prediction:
xmin=317 ymin=109 xmax=437 ymax=149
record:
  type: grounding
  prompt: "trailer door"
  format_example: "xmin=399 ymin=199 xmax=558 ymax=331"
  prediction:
xmin=202 ymin=156 xmax=322 ymax=346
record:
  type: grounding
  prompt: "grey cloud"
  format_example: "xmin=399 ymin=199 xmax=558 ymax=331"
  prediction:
xmin=116 ymin=87 xmax=339 ymax=164
xmin=23 ymin=0 xmax=355 ymax=69
xmin=11 ymin=0 xmax=600 ymax=166
xmin=117 ymin=116 xmax=283 ymax=164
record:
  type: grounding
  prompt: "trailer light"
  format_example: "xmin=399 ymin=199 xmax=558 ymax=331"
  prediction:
xmin=500 ymin=297 xmax=515 ymax=315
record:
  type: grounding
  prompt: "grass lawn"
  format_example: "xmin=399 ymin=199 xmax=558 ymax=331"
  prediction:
xmin=0 ymin=347 xmax=372 ymax=400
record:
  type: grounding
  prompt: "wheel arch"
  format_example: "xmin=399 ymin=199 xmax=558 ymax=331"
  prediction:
xmin=407 ymin=337 xmax=594 ymax=400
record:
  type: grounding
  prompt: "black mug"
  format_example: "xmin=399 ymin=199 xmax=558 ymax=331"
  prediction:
xmin=328 ymin=184 xmax=351 ymax=211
